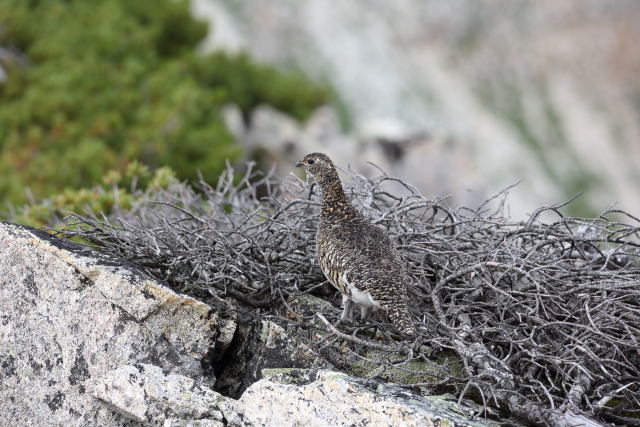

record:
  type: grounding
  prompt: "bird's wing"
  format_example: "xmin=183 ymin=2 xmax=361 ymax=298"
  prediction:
xmin=318 ymin=221 xmax=400 ymax=291
xmin=317 ymin=230 xmax=351 ymax=294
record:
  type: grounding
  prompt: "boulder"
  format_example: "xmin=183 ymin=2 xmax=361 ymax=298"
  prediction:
xmin=223 ymin=368 xmax=507 ymax=426
xmin=0 ymin=222 xmax=234 ymax=426
xmin=89 ymin=364 xmax=226 ymax=426
xmin=88 ymin=364 xmax=515 ymax=427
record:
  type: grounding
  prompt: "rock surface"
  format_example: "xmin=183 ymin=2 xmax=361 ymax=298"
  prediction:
xmin=223 ymin=368 xmax=505 ymax=427
xmin=91 ymin=364 xmax=507 ymax=426
xmin=0 ymin=222 xmax=234 ymax=426
xmin=89 ymin=364 xmax=225 ymax=426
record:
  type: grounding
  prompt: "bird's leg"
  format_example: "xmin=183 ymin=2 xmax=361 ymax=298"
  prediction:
xmin=340 ymin=295 xmax=354 ymax=321
xmin=360 ymin=306 xmax=372 ymax=321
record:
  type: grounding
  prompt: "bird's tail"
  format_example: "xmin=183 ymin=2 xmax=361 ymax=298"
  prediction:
xmin=388 ymin=302 xmax=415 ymax=337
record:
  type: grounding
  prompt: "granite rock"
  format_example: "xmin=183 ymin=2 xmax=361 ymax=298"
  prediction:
xmin=89 ymin=364 xmax=226 ymax=426
xmin=0 ymin=222 xmax=234 ymax=426
xmin=89 ymin=365 xmax=517 ymax=427
xmin=224 ymin=369 xmax=507 ymax=427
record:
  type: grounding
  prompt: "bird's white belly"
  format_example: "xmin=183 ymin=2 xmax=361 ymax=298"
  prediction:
xmin=343 ymin=273 xmax=381 ymax=309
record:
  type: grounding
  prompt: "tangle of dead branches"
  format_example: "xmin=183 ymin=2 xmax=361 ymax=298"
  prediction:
xmin=60 ymin=162 xmax=640 ymax=426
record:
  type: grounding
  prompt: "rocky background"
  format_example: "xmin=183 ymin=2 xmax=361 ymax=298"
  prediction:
xmin=193 ymin=0 xmax=640 ymax=219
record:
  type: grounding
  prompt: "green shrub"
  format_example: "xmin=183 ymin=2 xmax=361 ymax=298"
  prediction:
xmin=0 ymin=0 xmax=332 ymax=210
xmin=10 ymin=163 xmax=179 ymax=228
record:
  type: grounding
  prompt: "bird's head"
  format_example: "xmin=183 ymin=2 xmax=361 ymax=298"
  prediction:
xmin=295 ymin=152 xmax=336 ymax=184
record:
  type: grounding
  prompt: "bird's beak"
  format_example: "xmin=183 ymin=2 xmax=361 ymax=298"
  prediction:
xmin=295 ymin=160 xmax=303 ymax=168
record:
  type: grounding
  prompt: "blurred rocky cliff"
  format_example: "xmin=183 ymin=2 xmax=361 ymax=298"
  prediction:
xmin=193 ymin=0 xmax=640 ymax=218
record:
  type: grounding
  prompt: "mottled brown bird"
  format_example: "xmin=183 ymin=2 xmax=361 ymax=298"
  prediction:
xmin=296 ymin=152 xmax=415 ymax=336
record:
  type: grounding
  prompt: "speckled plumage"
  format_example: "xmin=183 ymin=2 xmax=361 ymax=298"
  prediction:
xmin=296 ymin=152 xmax=415 ymax=335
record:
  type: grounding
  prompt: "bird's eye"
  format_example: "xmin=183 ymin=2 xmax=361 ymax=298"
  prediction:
xmin=307 ymin=159 xmax=315 ymax=165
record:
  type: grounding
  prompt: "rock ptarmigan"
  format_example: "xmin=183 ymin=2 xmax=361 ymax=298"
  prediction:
xmin=296 ymin=152 xmax=415 ymax=336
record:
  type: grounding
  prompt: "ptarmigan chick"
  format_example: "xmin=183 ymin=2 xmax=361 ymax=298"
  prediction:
xmin=296 ymin=152 xmax=415 ymax=336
